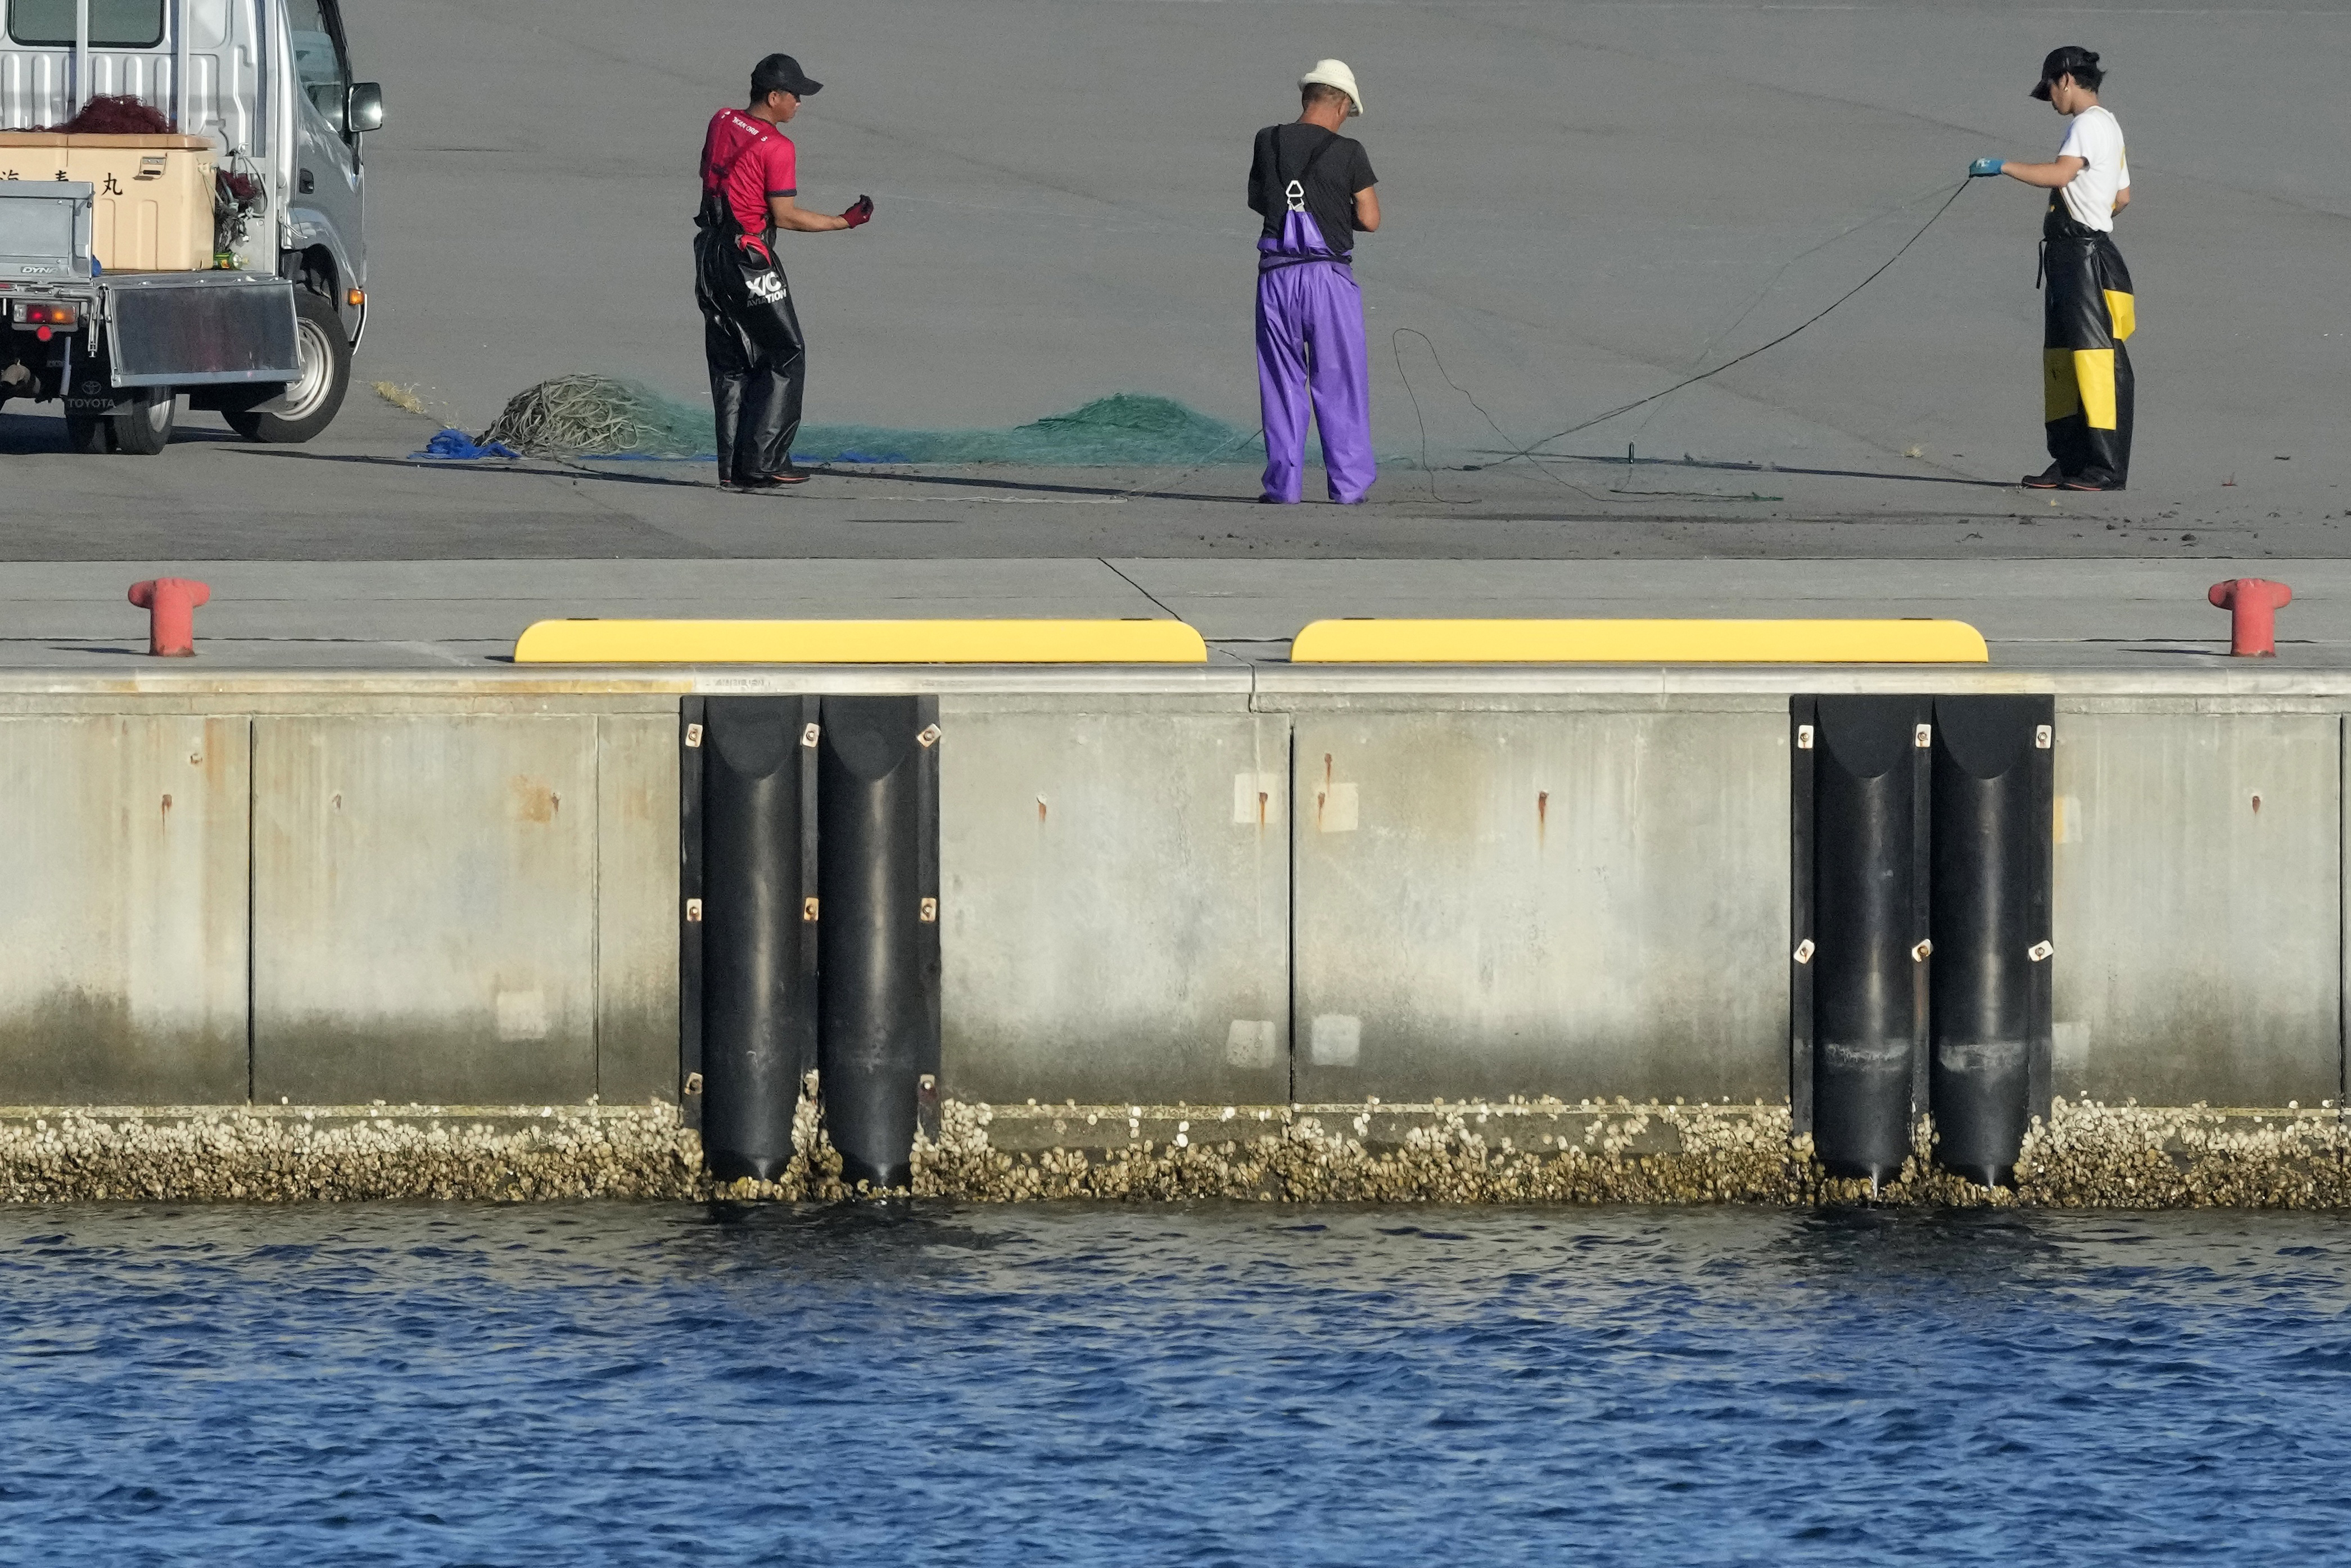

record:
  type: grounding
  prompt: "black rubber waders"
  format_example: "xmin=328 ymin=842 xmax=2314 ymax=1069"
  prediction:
xmin=816 ymin=696 xmax=942 ymax=1191
xmin=1794 ymin=697 xmax=1931 ymax=1183
xmin=695 ymin=696 xmax=821 ymax=1182
xmin=1928 ymin=697 xmax=2054 ymax=1186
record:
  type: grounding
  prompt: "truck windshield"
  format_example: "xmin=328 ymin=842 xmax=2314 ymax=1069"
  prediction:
xmin=6 ymin=0 xmax=165 ymax=48
xmin=282 ymin=0 xmax=351 ymax=131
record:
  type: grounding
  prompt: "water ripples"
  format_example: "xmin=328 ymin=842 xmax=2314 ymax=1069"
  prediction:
xmin=2 ymin=1203 xmax=2348 ymax=1564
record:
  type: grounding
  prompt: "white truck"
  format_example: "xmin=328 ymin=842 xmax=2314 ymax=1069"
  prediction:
xmin=0 ymin=0 xmax=379 ymax=451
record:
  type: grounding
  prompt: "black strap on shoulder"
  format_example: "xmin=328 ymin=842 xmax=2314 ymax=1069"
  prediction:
xmin=1272 ymin=125 xmax=1345 ymax=191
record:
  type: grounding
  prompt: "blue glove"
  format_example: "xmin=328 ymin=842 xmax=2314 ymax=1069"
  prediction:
xmin=1968 ymin=157 xmax=2005 ymax=178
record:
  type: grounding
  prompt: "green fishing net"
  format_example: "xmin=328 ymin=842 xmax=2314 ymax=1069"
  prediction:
xmin=479 ymin=377 xmax=1266 ymax=466
xmin=804 ymin=392 xmax=1262 ymax=466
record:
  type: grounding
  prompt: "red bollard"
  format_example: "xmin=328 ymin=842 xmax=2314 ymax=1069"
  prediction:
xmin=128 ymin=577 xmax=211 ymax=657
xmin=2209 ymin=578 xmax=2293 ymax=658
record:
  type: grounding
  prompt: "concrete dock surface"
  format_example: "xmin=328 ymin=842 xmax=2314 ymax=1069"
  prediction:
xmin=4 ymin=0 xmax=2347 ymax=668
xmin=0 ymin=397 xmax=2340 ymax=671
xmin=6 ymin=549 xmax=2349 ymax=670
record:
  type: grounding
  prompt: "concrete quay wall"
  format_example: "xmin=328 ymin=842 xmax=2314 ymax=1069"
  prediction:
xmin=0 ymin=667 xmax=2344 ymax=1115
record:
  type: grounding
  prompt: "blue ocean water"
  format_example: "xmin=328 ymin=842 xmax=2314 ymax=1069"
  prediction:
xmin=2 ymin=1203 xmax=2347 ymax=1565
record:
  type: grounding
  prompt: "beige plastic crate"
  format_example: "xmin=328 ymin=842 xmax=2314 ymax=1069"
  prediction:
xmin=0 ymin=133 xmax=217 ymax=271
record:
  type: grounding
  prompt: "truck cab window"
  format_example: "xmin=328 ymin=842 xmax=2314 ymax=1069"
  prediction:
xmin=282 ymin=0 xmax=352 ymax=132
xmin=7 ymin=0 xmax=166 ymax=47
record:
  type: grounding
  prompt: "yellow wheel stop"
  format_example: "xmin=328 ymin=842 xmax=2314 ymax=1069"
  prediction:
xmin=514 ymin=618 xmax=1209 ymax=664
xmin=1288 ymin=619 xmax=1988 ymax=664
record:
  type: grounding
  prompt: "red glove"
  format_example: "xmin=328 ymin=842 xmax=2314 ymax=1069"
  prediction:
xmin=733 ymin=234 xmax=775 ymax=266
xmin=840 ymin=195 xmax=874 ymax=229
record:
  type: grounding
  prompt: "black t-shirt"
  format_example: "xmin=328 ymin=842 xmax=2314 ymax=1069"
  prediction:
xmin=1249 ymin=123 xmax=1377 ymax=255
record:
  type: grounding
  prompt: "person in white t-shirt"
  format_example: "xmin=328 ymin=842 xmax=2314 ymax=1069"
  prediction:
xmin=1968 ymin=47 xmax=2138 ymax=491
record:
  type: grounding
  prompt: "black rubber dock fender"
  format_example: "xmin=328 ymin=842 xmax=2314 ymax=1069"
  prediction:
xmin=693 ymin=695 xmax=822 ymax=1182
xmin=816 ymin=695 xmax=942 ymax=1190
xmin=1928 ymin=695 xmax=2055 ymax=1186
xmin=1793 ymin=695 xmax=1932 ymax=1183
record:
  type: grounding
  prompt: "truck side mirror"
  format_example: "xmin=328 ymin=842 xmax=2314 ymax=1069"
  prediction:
xmin=347 ymin=82 xmax=385 ymax=134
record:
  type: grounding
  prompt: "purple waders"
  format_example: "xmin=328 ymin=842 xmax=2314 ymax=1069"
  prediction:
xmin=1255 ymin=204 xmax=1375 ymax=504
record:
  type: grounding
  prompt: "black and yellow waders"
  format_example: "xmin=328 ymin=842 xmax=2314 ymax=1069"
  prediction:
xmin=2040 ymin=199 xmax=2136 ymax=487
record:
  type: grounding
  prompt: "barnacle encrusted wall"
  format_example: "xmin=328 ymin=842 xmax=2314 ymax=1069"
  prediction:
xmin=5 ymin=1092 xmax=2347 ymax=1206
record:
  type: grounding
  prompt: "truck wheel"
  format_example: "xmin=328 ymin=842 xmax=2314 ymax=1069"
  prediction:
xmin=110 ymin=389 xmax=178 ymax=455
xmin=225 ymin=288 xmax=350 ymax=443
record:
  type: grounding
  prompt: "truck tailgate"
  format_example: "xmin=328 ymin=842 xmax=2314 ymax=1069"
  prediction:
xmin=110 ymin=275 xmax=300 ymax=386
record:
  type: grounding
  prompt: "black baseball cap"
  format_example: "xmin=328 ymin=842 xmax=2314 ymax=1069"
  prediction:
xmin=752 ymin=53 xmax=822 ymax=99
xmin=2031 ymin=45 xmax=2099 ymax=100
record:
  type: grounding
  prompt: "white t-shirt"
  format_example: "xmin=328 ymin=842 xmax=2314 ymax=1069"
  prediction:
xmin=2055 ymin=105 xmax=2130 ymax=231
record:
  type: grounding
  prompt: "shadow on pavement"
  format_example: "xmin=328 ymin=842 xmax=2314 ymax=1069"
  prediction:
xmin=0 ymin=410 xmax=245 ymax=453
xmin=225 ymin=448 xmax=1267 ymax=505
xmin=226 ymin=449 xmax=704 ymax=490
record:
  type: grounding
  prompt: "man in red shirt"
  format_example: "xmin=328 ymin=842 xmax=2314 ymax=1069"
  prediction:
xmin=695 ymin=53 xmax=872 ymax=493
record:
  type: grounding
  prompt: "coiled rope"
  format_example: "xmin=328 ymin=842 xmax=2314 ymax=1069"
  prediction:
xmin=481 ymin=375 xmax=711 ymax=458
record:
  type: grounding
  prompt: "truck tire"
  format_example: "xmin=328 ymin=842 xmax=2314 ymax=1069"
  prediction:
xmin=225 ymin=288 xmax=350 ymax=443
xmin=64 ymin=389 xmax=177 ymax=454
xmin=111 ymin=389 xmax=178 ymax=455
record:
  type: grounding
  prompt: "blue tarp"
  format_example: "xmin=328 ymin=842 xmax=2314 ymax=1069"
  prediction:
xmin=412 ymin=428 xmax=520 ymax=460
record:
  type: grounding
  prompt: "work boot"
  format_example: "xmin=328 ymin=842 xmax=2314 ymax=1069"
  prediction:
xmin=2021 ymin=463 xmax=2065 ymax=489
xmin=726 ymin=468 xmax=812 ymax=494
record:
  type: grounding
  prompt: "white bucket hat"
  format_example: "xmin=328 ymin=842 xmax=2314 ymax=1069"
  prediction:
xmin=1299 ymin=58 xmax=1363 ymax=116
